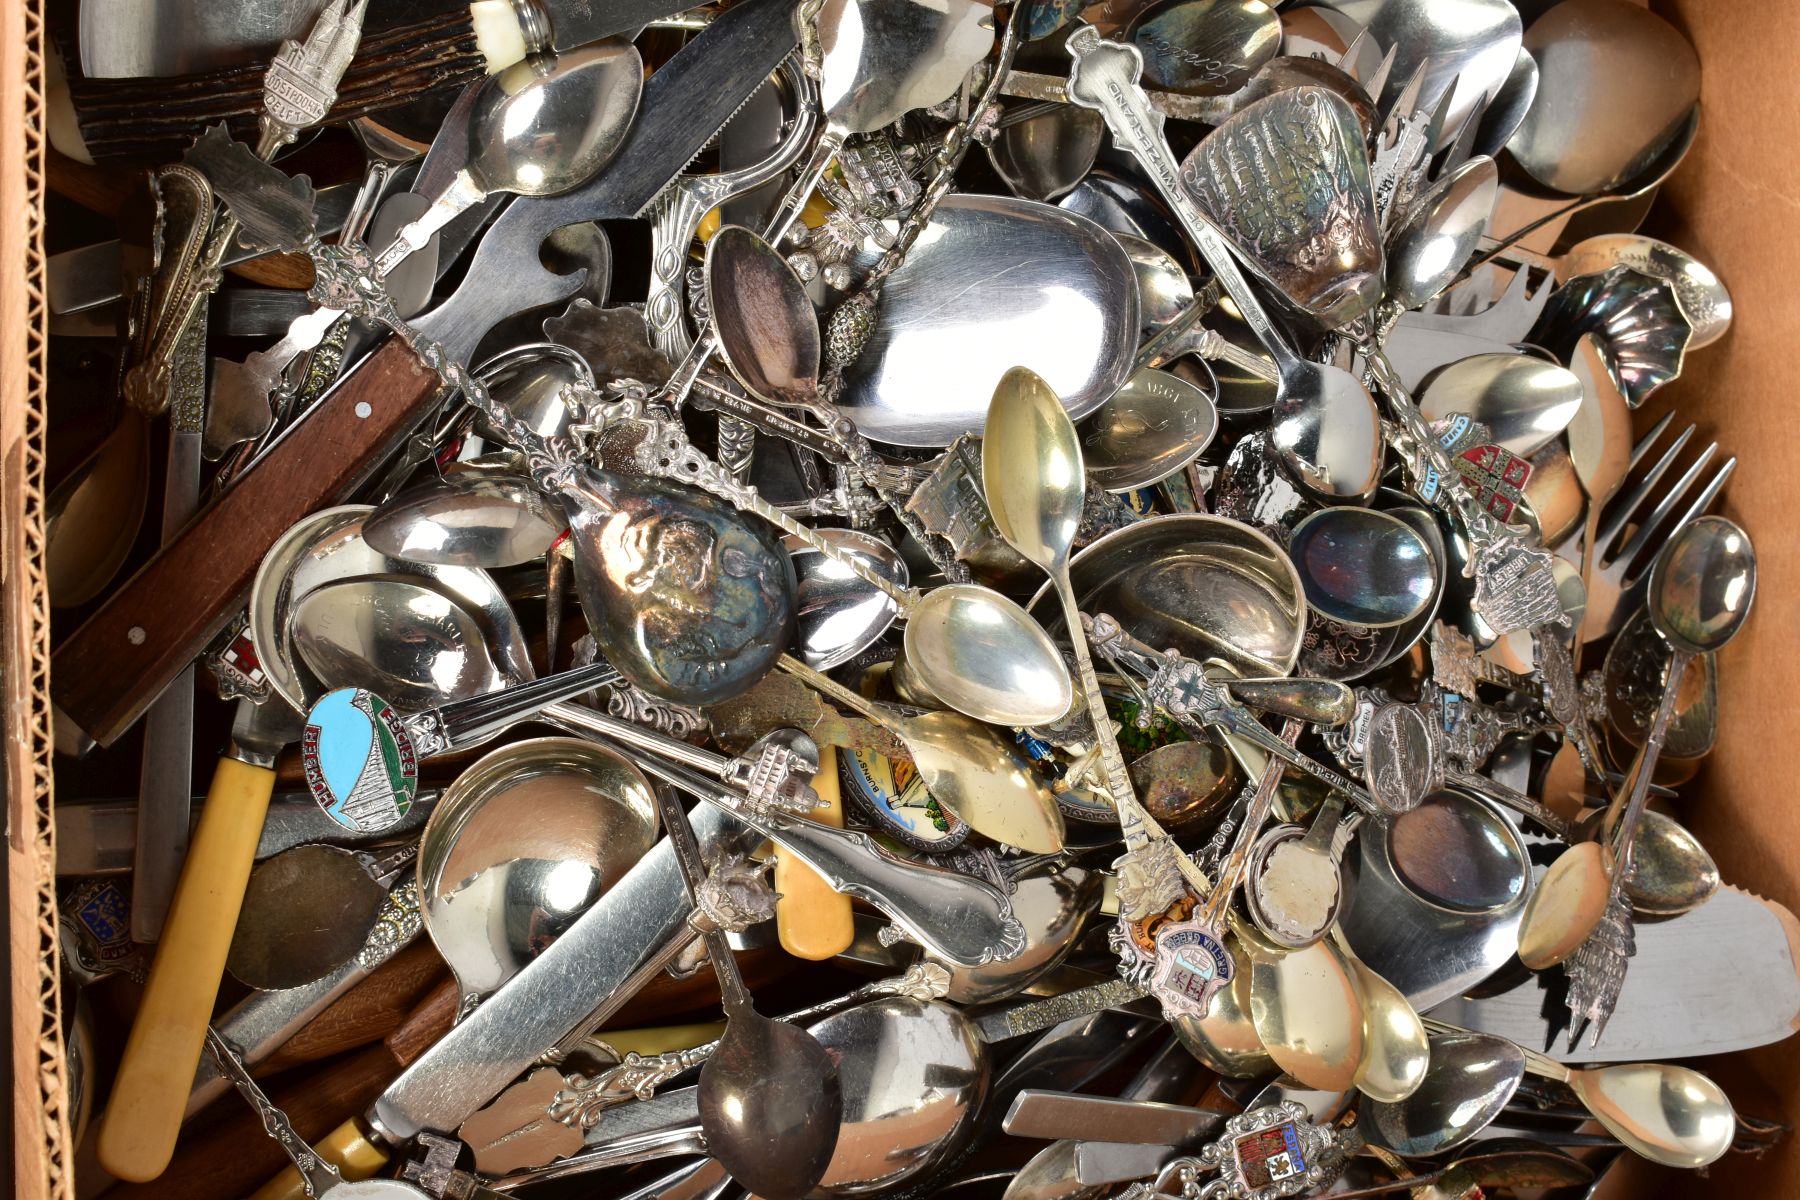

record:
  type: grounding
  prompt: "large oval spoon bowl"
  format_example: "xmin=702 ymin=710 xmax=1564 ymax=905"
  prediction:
xmin=903 ymin=584 xmax=1073 ymax=728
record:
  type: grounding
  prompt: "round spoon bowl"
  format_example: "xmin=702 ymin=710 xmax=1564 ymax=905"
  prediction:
xmin=1269 ymin=360 xmax=1385 ymax=502
xmin=1289 ymin=508 xmax=1437 ymax=630
xmin=226 ymin=845 xmax=388 ymax=991
xmin=700 ymin=1015 xmax=842 ymax=1199
xmin=364 ymin=473 xmax=564 ymax=568
xmin=807 ymin=997 xmax=988 ymax=1196
xmin=988 ymin=104 xmax=1103 ymax=203
xmin=1079 ymin=367 xmax=1220 ymax=492
xmin=290 ymin=577 xmax=505 ymax=711
xmin=1033 ymin=514 xmax=1307 ymax=677
xmin=939 ymin=866 xmax=1099 ymax=1004
xmin=1567 ymin=1062 xmax=1736 ymax=1168
xmin=417 ymin=737 xmax=658 ymax=1001
xmin=1386 ymin=156 xmax=1500 ymax=312
xmin=1418 ymin=354 xmax=1585 ymax=458
xmin=1343 ymin=951 xmax=1428 ymax=1104
xmin=785 ymin=529 xmax=909 ymax=670
xmin=1172 ymin=943 xmax=1273 ymax=1077
xmin=1363 ymin=1031 xmax=1524 ymax=1158
xmin=1127 ymin=0 xmax=1282 ymax=96
xmin=1647 ymin=515 xmax=1757 ymax=655
xmin=1516 ymin=840 xmax=1611 ymax=970
xmin=1112 ymin=232 xmax=1194 ymax=332
xmin=466 ymin=42 xmax=643 ymax=199
xmin=903 ymin=584 xmax=1074 ymax=728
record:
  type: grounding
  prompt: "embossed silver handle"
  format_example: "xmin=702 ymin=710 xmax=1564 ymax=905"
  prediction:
xmin=1062 ymin=27 xmax=1301 ymax=378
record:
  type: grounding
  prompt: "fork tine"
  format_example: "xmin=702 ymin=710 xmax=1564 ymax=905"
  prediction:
xmin=1364 ymin=44 xmax=1399 ymax=110
xmin=1338 ymin=27 xmax=1373 ymax=79
xmin=1612 ymin=441 xmax=1718 ymax=573
xmin=1626 ymin=410 xmax=1678 ymax=474
xmin=1595 ymin=419 xmax=1694 ymax=551
xmin=1438 ymin=98 xmax=1485 ymax=177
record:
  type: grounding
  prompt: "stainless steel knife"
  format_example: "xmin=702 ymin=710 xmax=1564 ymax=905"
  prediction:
xmin=1433 ymin=885 xmax=1800 ymax=1061
xmin=367 ymin=803 xmax=763 ymax=1144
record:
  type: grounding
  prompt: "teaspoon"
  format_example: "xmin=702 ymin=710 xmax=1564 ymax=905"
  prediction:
xmin=654 ymin=785 xmax=842 ymax=1199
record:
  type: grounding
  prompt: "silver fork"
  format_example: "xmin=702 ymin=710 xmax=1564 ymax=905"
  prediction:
xmin=1573 ymin=412 xmax=1736 ymax=641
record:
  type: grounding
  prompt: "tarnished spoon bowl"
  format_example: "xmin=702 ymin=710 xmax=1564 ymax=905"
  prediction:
xmin=989 ymin=103 xmax=1103 ymax=203
xmin=1031 ymin=514 xmax=1307 ymax=677
xmin=1288 ymin=508 xmax=1437 ymax=631
xmin=417 ymin=737 xmax=659 ymax=1003
xmin=1079 ymin=367 xmax=1219 ymax=492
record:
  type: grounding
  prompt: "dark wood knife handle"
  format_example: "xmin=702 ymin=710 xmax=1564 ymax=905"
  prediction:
xmin=66 ymin=11 xmax=485 ymax=163
xmin=52 ymin=338 xmax=439 ymax=748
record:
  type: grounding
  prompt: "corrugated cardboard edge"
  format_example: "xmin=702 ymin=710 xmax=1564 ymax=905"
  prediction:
xmin=5 ymin=0 xmax=70 ymax=1197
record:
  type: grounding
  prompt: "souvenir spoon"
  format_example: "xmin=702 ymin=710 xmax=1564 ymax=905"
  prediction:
xmin=761 ymin=0 xmax=994 ymax=244
xmin=224 ymin=843 xmax=414 ymax=991
xmin=1112 ymin=233 xmax=1194 ymax=332
xmin=1520 ymin=517 xmax=1756 ymax=979
xmin=298 ymin=658 xmax=627 ymax=834
xmin=653 ymin=783 xmax=842 ymax=1199
xmin=1063 ymin=36 xmax=1385 ymax=503
xmin=1533 ymin=234 xmax=1732 ymax=349
xmin=371 ymin=42 xmax=643 ymax=275
xmin=1417 ymin=353 xmax=1583 ymax=458
xmin=1125 ymin=0 xmax=1282 ymax=97
xmin=362 ymin=473 xmax=565 ymax=568
xmin=1555 ymin=518 xmax=1756 ymax=1042
xmin=777 ymin=655 xmax=1067 ymax=855
xmin=289 ymin=578 xmax=506 ymax=713
xmin=1079 ymin=367 xmax=1219 ymax=492
xmin=1421 ymin=1020 xmax=1736 ymax=1168
xmin=699 ymin=225 xmax=1073 ymax=727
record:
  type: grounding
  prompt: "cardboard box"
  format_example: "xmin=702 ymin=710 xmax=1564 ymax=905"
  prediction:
xmin=6 ymin=0 xmax=1799 ymax=1197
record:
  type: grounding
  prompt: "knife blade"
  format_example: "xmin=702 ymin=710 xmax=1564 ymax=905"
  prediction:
xmin=1432 ymin=885 xmax=1800 ymax=1061
xmin=413 ymin=0 xmax=803 ymax=364
xmin=366 ymin=803 xmax=762 ymax=1144
xmin=49 ymin=0 xmax=801 ymax=752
